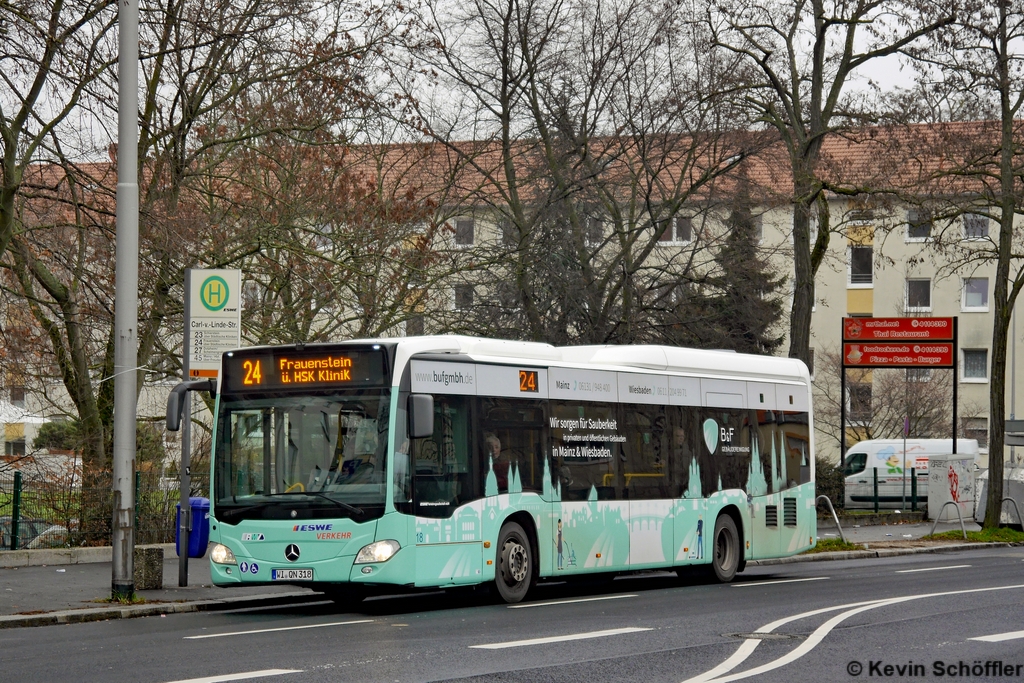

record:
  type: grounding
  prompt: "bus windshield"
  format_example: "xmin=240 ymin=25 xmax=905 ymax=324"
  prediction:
xmin=214 ymin=389 xmax=390 ymax=523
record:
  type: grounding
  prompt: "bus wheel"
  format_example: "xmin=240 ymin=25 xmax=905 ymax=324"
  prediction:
xmin=495 ymin=522 xmax=533 ymax=603
xmin=711 ymin=515 xmax=739 ymax=583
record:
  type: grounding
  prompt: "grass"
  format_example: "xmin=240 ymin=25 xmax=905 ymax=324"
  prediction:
xmin=804 ymin=537 xmax=864 ymax=553
xmin=92 ymin=594 xmax=147 ymax=605
xmin=924 ymin=527 xmax=1024 ymax=544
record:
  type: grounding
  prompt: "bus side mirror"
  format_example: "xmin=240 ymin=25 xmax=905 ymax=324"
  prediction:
xmin=166 ymin=379 xmax=218 ymax=431
xmin=409 ymin=394 xmax=434 ymax=439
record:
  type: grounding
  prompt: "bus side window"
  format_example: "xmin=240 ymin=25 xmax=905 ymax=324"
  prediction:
xmin=844 ymin=452 xmax=867 ymax=477
xmin=413 ymin=395 xmax=472 ymax=518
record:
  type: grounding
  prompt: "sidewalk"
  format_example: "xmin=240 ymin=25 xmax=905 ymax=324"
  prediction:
xmin=0 ymin=520 xmax=1012 ymax=629
xmin=0 ymin=555 xmax=322 ymax=627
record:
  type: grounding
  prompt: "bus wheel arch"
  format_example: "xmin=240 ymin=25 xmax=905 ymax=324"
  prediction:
xmin=494 ymin=513 xmax=537 ymax=603
xmin=711 ymin=506 xmax=742 ymax=583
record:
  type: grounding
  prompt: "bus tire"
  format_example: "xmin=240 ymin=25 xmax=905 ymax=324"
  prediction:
xmin=495 ymin=522 xmax=533 ymax=604
xmin=711 ymin=514 xmax=740 ymax=583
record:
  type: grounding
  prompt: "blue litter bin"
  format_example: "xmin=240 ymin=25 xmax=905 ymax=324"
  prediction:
xmin=176 ymin=497 xmax=210 ymax=558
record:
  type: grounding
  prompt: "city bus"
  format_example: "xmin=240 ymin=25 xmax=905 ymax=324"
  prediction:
xmin=201 ymin=336 xmax=815 ymax=604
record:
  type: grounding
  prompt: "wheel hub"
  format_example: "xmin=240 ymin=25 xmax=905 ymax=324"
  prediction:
xmin=502 ymin=540 xmax=529 ymax=584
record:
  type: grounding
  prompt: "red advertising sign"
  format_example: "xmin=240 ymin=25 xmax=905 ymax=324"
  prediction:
xmin=842 ymin=317 xmax=955 ymax=341
xmin=843 ymin=342 xmax=954 ymax=368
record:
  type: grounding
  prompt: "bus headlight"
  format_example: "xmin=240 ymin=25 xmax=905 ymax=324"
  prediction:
xmin=210 ymin=543 xmax=237 ymax=565
xmin=354 ymin=540 xmax=400 ymax=564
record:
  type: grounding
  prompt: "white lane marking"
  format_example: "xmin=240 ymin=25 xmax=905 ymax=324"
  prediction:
xmin=896 ymin=564 xmax=972 ymax=574
xmin=970 ymin=630 xmax=1024 ymax=643
xmin=184 ymin=619 xmax=372 ymax=640
xmin=471 ymin=626 xmax=652 ymax=649
xmin=732 ymin=577 xmax=829 ymax=588
xmin=683 ymin=583 xmax=1024 ymax=683
xmin=163 ymin=670 xmax=302 ymax=683
xmin=507 ymin=594 xmax=638 ymax=609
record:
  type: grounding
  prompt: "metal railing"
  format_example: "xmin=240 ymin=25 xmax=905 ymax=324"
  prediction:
xmin=928 ymin=501 xmax=968 ymax=540
xmin=815 ymin=495 xmax=847 ymax=543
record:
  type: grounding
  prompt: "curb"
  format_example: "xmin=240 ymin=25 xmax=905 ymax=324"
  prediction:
xmin=748 ymin=542 xmax=1023 ymax=566
xmin=0 ymin=590 xmax=325 ymax=630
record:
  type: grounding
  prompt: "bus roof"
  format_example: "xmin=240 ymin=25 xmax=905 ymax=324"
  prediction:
xmin=380 ymin=335 xmax=810 ymax=386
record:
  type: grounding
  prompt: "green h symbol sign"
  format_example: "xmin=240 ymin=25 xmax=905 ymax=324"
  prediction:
xmin=200 ymin=276 xmax=229 ymax=312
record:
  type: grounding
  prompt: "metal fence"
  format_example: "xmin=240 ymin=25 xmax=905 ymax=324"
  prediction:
xmin=0 ymin=465 xmax=207 ymax=550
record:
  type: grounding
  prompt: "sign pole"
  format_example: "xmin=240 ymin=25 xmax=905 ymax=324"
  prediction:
xmin=179 ymin=270 xmax=193 ymax=587
xmin=952 ymin=317 xmax=958 ymax=454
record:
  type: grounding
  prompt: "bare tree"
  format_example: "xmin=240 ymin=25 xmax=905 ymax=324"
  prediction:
xmin=896 ymin=0 xmax=1024 ymax=527
xmin=1 ymin=0 xmax=422 ymax=535
xmin=413 ymin=0 xmax=765 ymax=345
xmin=707 ymin=0 xmax=954 ymax=365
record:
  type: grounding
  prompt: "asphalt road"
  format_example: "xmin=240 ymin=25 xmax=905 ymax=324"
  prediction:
xmin=4 ymin=547 xmax=1023 ymax=683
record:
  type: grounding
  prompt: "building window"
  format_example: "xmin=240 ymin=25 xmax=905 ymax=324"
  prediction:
xmin=455 ymin=218 xmax=474 ymax=245
xmin=753 ymin=215 xmax=763 ymax=242
xmin=499 ymin=217 xmax=517 ymax=246
xmin=907 ymin=209 xmax=932 ymax=240
xmin=849 ymin=383 xmax=872 ymax=423
xmin=675 ymin=216 xmax=693 ymax=242
xmin=658 ymin=216 xmax=694 ymax=244
xmin=849 ymin=246 xmax=873 ymax=285
xmin=963 ymin=349 xmax=988 ymax=380
xmin=963 ymin=214 xmax=989 ymax=240
xmin=962 ymin=277 xmax=989 ymax=311
xmin=5 ymin=439 xmax=26 ymax=457
xmin=906 ymin=368 xmax=932 ymax=382
xmin=9 ymin=386 xmax=25 ymax=408
xmin=906 ymin=278 xmax=931 ymax=310
xmin=963 ymin=417 xmax=989 ymax=449
xmin=454 ymin=285 xmax=474 ymax=310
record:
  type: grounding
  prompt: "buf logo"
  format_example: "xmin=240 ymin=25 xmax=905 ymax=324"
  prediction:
xmin=702 ymin=419 xmax=719 ymax=453
xmin=284 ymin=544 xmax=301 ymax=562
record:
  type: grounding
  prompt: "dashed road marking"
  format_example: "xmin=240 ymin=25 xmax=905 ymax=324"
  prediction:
xmin=184 ymin=619 xmax=372 ymax=640
xmin=471 ymin=627 xmax=652 ymax=649
xmin=163 ymin=670 xmax=302 ymax=683
xmin=970 ymin=630 xmax=1024 ymax=643
xmin=508 ymin=594 xmax=638 ymax=609
xmin=732 ymin=577 xmax=829 ymax=588
xmin=896 ymin=564 xmax=971 ymax=574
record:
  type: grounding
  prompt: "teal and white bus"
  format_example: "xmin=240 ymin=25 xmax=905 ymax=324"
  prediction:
xmin=203 ymin=336 xmax=815 ymax=603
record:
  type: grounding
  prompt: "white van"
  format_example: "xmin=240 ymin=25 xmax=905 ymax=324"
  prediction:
xmin=843 ymin=439 xmax=979 ymax=509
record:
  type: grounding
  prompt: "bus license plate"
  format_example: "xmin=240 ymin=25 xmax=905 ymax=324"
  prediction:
xmin=272 ymin=568 xmax=312 ymax=581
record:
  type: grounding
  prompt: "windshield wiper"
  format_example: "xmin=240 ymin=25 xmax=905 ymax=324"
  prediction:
xmin=218 ymin=491 xmax=365 ymax=521
xmin=300 ymin=491 xmax=366 ymax=520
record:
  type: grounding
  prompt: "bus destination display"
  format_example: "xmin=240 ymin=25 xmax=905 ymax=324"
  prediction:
xmin=222 ymin=347 xmax=387 ymax=392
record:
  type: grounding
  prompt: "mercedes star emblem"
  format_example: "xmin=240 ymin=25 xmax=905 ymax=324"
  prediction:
xmin=285 ymin=544 xmax=300 ymax=562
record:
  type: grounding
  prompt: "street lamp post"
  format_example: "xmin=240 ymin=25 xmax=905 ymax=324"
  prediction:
xmin=112 ymin=0 xmax=140 ymax=600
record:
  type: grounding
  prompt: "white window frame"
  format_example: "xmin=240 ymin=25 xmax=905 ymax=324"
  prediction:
xmin=905 ymin=278 xmax=932 ymax=312
xmin=847 ymin=245 xmax=874 ymax=289
xmin=963 ymin=213 xmax=990 ymax=241
xmin=961 ymin=277 xmax=990 ymax=312
xmin=961 ymin=348 xmax=989 ymax=383
xmin=905 ymin=209 xmax=933 ymax=243
xmin=453 ymin=284 xmax=474 ymax=311
xmin=656 ymin=215 xmax=694 ymax=246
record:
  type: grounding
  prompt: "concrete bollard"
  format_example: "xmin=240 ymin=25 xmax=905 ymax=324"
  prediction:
xmin=133 ymin=545 xmax=165 ymax=590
